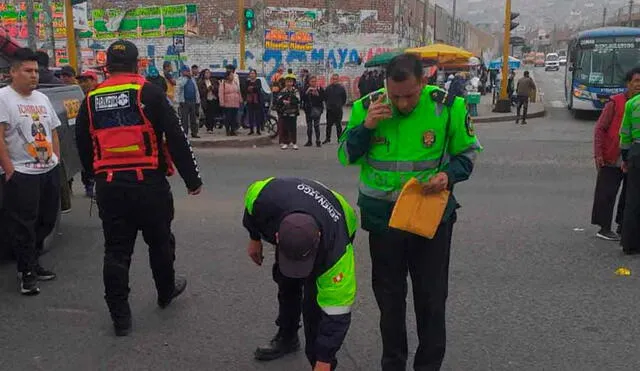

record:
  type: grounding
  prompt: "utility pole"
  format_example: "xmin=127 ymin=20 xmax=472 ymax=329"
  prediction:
xmin=238 ymin=0 xmax=246 ymax=70
xmin=433 ymin=4 xmax=438 ymax=42
xmin=25 ymin=0 xmax=37 ymax=50
xmin=602 ymin=7 xmax=607 ymax=27
xmin=629 ymin=0 xmax=634 ymax=26
xmin=450 ymin=0 xmax=457 ymax=45
xmin=43 ymin=0 xmax=56 ymax=62
xmin=494 ymin=0 xmax=512 ymax=113
xmin=423 ymin=0 xmax=428 ymax=44
xmin=64 ymin=0 xmax=77 ymax=70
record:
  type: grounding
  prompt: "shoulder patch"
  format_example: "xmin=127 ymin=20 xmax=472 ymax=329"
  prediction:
xmin=430 ymin=89 xmax=455 ymax=107
xmin=465 ymin=114 xmax=475 ymax=137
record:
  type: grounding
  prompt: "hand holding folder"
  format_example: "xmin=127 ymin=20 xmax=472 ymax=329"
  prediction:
xmin=388 ymin=177 xmax=450 ymax=239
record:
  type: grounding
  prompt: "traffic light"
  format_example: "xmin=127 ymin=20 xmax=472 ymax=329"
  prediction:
xmin=244 ymin=8 xmax=255 ymax=31
xmin=510 ymin=12 xmax=520 ymax=31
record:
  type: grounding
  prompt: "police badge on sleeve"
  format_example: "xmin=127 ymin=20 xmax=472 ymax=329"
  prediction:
xmin=465 ymin=115 xmax=475 ymax=136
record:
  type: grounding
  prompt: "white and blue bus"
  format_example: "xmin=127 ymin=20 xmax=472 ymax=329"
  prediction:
xmin=565 ymin=27 xmax=640 ymax=112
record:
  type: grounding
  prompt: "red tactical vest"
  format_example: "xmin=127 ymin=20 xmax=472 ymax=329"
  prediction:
xmin=604 ymin=93 xmax=627 ymax=164
xmin=87 ymin=73 xmax=174 ymax=181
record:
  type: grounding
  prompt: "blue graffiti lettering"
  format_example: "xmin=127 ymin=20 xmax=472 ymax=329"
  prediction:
xmin=263 ymin=49 xmax=283 ymax=81
xmin=337 ymin=48 xmax=349 ymax=68
xmin=286 ymin=51 xmax=306 ymax=65
xmin=311 ymin=48 xmax=324 ymax=62
xmin=348 ymin=49 xmax=360 ymax=65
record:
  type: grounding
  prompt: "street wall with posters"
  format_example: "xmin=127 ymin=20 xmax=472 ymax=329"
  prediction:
xmin=1 ymin=1 xmax=495 ymax=101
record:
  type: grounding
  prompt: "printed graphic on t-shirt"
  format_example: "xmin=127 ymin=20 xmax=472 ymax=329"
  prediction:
xmin=16 ymin=104 xmax=54 ymax=170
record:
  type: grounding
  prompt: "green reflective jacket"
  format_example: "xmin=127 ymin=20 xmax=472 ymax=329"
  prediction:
xmin=243 ymin=177 xmax=358 ymax=314
xmin=620 ymin=94 xmax=640 ymax=151
xmin=338 ymin=85 xmax=482 ymax=233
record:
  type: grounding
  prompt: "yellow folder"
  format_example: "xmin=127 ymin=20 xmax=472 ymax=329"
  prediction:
xmin=388 ymin=177 xmax=450 ymax=239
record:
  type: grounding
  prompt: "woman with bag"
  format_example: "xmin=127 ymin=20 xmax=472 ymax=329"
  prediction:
xmin=244 ymin=70 xmax=264 ymax=135
xmin=219 ymin=70 xmax=242 ymax=136
xmin=198 ymin=69 xmax=220 ymax=134
xmin=303 ymin=75 xmax=325 ymax=147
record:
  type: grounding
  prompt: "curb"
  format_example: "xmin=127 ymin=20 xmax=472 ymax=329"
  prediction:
xmin=472 ymin=106 xmax=546 ymax=123
xmin=191 ymin=135 xmax=274 ymax=148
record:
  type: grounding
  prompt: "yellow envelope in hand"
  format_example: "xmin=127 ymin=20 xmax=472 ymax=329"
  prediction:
xmin=388 ymin=177 xmax=450 ymax=239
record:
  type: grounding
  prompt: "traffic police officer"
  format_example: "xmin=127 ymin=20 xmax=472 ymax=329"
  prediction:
xmin=338 ymin=53 xmax=482 ymax=370
xmin=620 ymin=78 xmax=640 ymax=254
xmin=75 ymin=40 xmax=203 ymax=336
xmin=243 ymin=177 xmax=357 ymax=371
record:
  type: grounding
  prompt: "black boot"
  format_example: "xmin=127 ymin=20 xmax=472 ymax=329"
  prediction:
xmin=158 ymin=276 xmax=187 ymax=309
xmin=113 ymin=317 xmax=132 ymax=337
xmin=304 ymin=140 xmax=313 ymax=147
xmin=254 ymin=331 xmax=300 ymax=361
xmin=316 ymin=141 xmax=322 ymax=147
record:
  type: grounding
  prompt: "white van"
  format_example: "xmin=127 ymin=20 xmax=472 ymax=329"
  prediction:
xmin=545 ymin=53 xmax=560 ymax=71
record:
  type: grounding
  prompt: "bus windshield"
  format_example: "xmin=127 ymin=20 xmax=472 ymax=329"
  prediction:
xmin=576 ymin=46 xmax=640 ymax=86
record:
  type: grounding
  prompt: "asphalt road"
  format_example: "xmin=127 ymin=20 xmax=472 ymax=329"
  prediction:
xmin=2 ymin=69 xmax=640 ymax=371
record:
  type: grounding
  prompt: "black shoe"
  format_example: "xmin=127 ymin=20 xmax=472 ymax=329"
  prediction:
xmin=304 ymin=141 xmax=312 ymax=147
xmin=35 ymin=265 xmax=56 ymax=281
xmin=113 ymin=318 xmax=132 ymax=337
xmin=254 ymin=332 xmax=300 ymax=361
xmin=19 ymin=272 xmax=40 ymax=296
xmin=616 ymin=225 xmax=622 ymax=235
xmin=521 ymin=121 xmax=527 ymax=125
xmin=316 ymin=141 xmax=322 ymax=147
xmin=596 ymin=228 xmax=620 ymax=241
xmin=191 ymin=135 xmax=201 ymax=139
xmin=248 ymin=131 xmax=254 ymax=135
xmin=322 ymin=139 xmax=330 ymax=144
xmin=158 ymin=276 xmax=187 ymax=309
xmin=515 ymin=119 xmax=519 ymax=124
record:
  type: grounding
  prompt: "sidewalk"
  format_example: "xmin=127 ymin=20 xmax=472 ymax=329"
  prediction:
xmin=192 ymin=90 xmax=545 ymax=148
xmin=189 ymin=127 xmax=274 ymax=148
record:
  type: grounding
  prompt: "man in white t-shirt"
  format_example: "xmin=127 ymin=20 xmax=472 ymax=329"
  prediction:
xmin=0 ymin=48 xmax=61 ymax=296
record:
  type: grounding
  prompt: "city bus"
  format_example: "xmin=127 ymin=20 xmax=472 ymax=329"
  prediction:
xmin=565 ymin=27 xmax=640 ymax=112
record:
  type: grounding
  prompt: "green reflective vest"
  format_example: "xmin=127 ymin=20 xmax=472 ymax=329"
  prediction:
xmin=243 ymin=177 xmax=358 ymax=314
xmin=620 ymin=94 xmax=640 ymax=151
xmin=339 ymin=85 xmax=481 ymax=202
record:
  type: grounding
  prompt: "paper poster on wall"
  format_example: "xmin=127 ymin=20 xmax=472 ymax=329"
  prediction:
xmin=0 ymin=2 xmax=66 ymax=40
xmin=89 ymin=4 xmax=198 ymax=39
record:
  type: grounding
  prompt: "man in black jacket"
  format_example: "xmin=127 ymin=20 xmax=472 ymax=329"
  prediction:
xmin=75 ymin=40 xmax=203 ymax=337
xmin=35 ymin=51 xmax=62 ymax=85
xmin=323 ymin=74 xmax=347 ymax=144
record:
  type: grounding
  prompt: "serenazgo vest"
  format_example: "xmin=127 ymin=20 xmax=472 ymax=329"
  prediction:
xmin=87 ymin=73 xmax=174 ymax=182
xmin=604 ymin=93 xmax=627 ymax=163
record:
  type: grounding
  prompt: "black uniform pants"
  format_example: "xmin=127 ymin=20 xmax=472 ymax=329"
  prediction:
xmin=1 ymin=168 xmax=60 ymax=273
xmin=96 ymin=179 xmax=176 ymax=322
xmin=273 ymin=257 xmax=339 ymax=370
xmin=591 ymin=166 xmax=626 ymax=230
xmin=622 ymin=150 xmax=640 ymax=253
xmin=325 ymin=108 xmax=343 ymax=141
xmin=369 ymin=218 xmax=455 ymax=371
xmin=272 ymin=257 xmax=303 ymax=335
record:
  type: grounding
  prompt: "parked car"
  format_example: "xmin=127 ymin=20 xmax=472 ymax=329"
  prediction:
xmin=545 ymin=53 xmax=560 ymax=71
